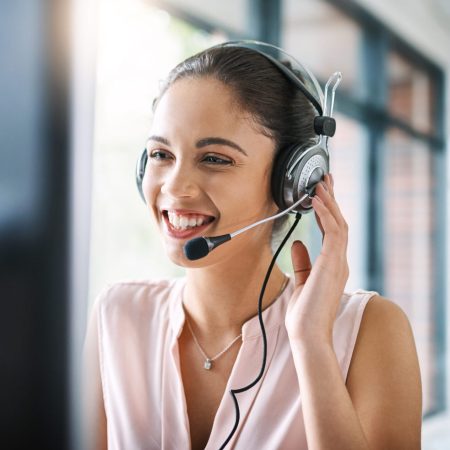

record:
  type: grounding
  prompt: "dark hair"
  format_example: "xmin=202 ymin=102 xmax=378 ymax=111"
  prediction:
xmin=152 ymin=45 xmax=316 ymax=250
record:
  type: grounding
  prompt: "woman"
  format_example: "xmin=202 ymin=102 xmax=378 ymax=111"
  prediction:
xmin=82 ymin=42 xmax=422 ymax=450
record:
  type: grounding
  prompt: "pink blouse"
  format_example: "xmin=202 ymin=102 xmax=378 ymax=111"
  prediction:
xmin=93 ymin=273 xmax=378 ymax=449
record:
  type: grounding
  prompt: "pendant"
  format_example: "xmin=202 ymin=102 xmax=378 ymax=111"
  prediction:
xmin=204 ymin=358 xmax=212 ymax=370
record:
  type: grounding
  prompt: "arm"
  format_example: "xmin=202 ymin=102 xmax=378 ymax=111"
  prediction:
xmin=82 ymin=297 xmax=108 ymax=450
xmin=290 ymin=295 xmax=422 ymax=450
xmin=346 ymin=295 xmax=422 ymax=448
xmin=287 ymin=174 xmax=422 ymax=448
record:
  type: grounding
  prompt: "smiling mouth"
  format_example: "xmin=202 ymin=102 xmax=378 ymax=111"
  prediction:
xmin=162 ymin=210 xmax=216 ymax=231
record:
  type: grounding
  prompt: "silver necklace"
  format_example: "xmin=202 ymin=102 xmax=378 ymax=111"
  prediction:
xmin=185 ymin=317 xmax=241 ymax=370
xmin=184 ymin=275 xmax=289 ymax=370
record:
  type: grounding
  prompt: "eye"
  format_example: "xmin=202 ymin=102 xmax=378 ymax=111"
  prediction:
xmin=202 ymin=154 xmax=233 ymax=165
xmin=148 ymin=150 xmax=171 ymax=160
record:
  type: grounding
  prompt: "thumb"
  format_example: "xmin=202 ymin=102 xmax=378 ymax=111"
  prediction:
xmin=291 ymin=240 xmax=312 ymax=287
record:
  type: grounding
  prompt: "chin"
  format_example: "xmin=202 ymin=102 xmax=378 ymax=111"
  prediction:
xmin=162 ymin=239 xmax=231 ymax=269
xmin=163 ymin=240 xmax=206 ymax=268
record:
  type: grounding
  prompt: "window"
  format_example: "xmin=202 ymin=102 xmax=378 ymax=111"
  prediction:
xmin=383 ymin=129 xmax=438 ymax=413
xmin=88 ymin=0 xmax=228 ymax=308
xmin=283 ymin=0 xmax=364 ymax=99
xmin=159 ymin=0 xmax=250 ymax=36
xmin=282 ymin=0 xmax=445 ymax=417
xmin=388 ymin=51 xmax=436 ymax=135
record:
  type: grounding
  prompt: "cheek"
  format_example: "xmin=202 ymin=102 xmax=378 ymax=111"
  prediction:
xmin=245 ymin=166 xmax=274 ymax=203
xmin=141 ymin=169 xmax=155 ymax=201
xmin=141 ymin=169 xmax=163 ymax=223
xmin=222 ymin=173 xmax=273 ymax=218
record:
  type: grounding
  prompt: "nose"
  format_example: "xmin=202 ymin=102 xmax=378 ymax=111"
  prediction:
xmin=160 ymin=163 xmax=199 ymax=198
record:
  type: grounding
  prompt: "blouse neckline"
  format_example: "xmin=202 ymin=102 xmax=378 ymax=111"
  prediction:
xmin=169 ymin=273 xmax=294 ymax=341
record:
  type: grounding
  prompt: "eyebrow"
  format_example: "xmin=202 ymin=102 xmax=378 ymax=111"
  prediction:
xmin=146 ymin=135 xmax=248 ymax=157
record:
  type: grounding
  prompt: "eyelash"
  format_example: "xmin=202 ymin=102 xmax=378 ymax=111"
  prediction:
xmin=148 ymin=150 xmax=233 ymax=166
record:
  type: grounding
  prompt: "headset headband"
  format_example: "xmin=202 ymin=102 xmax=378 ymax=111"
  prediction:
xmin=213 ymin=40 xmax=325 ymax=115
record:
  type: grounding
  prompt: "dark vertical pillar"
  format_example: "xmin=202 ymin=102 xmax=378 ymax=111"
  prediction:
xmin=0 ymin=1 xmax=71 ymax=448
xmin=431 ymin=69 xmax=447 ymax=415
xmin=248 ymin=0 xmax=282 ymax=45
xmin=360 ymin=27 xmax=387 ymax=292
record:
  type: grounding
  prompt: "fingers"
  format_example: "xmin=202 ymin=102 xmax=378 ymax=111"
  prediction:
xmin=312 ymin=174 xmax=332 ymax=236
xmin=314 ymin=174 xmax=346 ymax=229
xmin=312 ymin=173 xmax=348 ymax=248
xmin=291 ymin=240 xmax=312 ymax=286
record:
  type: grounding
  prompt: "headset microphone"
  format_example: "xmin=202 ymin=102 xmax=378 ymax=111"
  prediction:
xmin=183 ymin=191 xmax=312 ymax=260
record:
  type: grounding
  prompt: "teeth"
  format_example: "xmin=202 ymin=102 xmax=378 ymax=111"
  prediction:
xmin=166 ymin=212 xmax=212 ymax=230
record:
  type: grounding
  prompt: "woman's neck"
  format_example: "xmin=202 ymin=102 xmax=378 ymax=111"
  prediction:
xmin=182 ymin=247 xmax=288 ymax=341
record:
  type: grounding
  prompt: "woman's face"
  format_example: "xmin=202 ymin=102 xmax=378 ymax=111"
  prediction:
xmin=143 ymin=76 xmax=279 ymax=267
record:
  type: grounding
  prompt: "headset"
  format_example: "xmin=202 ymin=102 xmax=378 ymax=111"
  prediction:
xmin=136 ymin=40 xmax=341 ymax=258
xmin=135 ymin=40 xmax=342 ymax=449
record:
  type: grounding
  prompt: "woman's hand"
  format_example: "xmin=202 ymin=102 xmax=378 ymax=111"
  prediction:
xmin=285 ymin=173 xmax=349 ymax=345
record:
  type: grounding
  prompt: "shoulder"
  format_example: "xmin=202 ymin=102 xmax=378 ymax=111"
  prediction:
xmin=356 ymin=294 xmax=417 ymax=355
xmin=349 ymin=293 xmax=418 ymax=370
xmin=336 ymin=290 xmax=410 ymax=338
xmin=93 ymin=277 xmax=183 ymax=319
xmin=362 ymin=293 xmax=409 ymax=325
xmin=95 ymin=277 xmax=180 ymax=302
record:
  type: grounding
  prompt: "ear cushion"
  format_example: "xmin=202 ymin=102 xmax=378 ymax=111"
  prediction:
xmin=135 ymin=148 xmax=148 ymax=204
xmin=272 ymin=142 xmax=314 ymax=210
xmin=271 ymin=142 xmax=329 ymax=213
xmin=271 ymin=143 xmax=309 ymax=210
xmin=293 ymin=146 xmax=329 ymax=211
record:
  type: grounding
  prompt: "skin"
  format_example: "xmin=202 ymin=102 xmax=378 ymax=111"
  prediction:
xmin=143 ymin=76 xmax=289 ymax=341
xmin=82 ymin=75 xmax=422 ymax=450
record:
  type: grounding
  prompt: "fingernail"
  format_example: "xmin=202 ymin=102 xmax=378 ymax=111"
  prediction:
xmin=321 ymin=181 xmax=328 ymax=191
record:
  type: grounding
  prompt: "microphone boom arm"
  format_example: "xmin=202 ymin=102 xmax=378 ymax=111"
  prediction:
xmin=183 ymin=192 xmax=312 ymax=260
xmin=230 ymin=192 xmax=310 ymax=238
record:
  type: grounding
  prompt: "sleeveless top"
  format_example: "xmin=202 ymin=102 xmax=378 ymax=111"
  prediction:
xmin=93 ymin=273 xmax=379 ymax=449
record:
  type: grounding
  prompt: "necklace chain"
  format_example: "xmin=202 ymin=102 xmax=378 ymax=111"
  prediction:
xmin=183 ymin=274 xmax=289 ymax=370
xmin=185 ymin=317 xmax=242 ymax=369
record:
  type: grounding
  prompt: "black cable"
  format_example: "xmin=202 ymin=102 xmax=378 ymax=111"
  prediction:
xmin=218 ymin=211 xmax=302 ymax=449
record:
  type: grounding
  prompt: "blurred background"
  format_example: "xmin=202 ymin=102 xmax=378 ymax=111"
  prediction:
xmin=0 ymin=0 xmax=448 ymax=448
